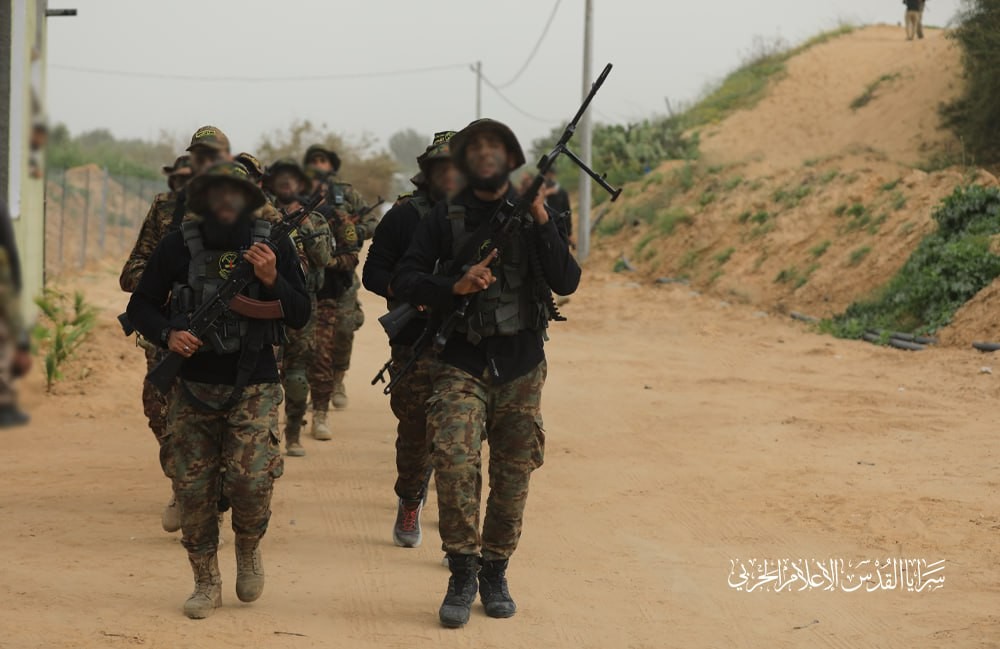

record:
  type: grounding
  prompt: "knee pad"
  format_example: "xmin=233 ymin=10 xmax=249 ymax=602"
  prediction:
xmin=285 ymin=371 xmax=310 ymax=403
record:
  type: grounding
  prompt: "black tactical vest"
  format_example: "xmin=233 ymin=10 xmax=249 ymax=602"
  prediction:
xmin=447 ymin=203 xmax=546 ymax=344
xmin=171 ymin=219 xmax=284 ymax=355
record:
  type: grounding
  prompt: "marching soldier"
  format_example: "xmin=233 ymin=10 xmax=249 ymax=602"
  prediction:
xmin=304 ymin=144 xmax=374 ymax=411
xmin=126 ymin=161 xmax=310 ymax=619
xmin=264 ymin=158 xmax=331 ymax=456
xmin=392 ymin=119 xmax=580 ymax=628
xmin=362 ymin=131 xmax=458 ymax=548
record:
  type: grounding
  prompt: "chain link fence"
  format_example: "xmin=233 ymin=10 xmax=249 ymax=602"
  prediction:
xmin=44 ymin=164 xmax=164 ymax=279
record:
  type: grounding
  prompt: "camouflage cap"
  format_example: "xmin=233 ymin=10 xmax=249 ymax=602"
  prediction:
xmin=186 ymin=160 xmax=266 ymax=215
xmin=234 ymin=152 xmax=265 ymax=180
xmin=417 ymin=130 xmax=457 ymax=176
xmin=264 ymin=158 xmax=311 ymax=192
xmin=161 ymin=154 xmax=193 ymax=177
xmin=303 ymin=144 xmax=342 ymax=173
xmin=449 ymin=119 xmax=526 ymax=176
xmin=186 ymin=125 xmax=231 ymax=153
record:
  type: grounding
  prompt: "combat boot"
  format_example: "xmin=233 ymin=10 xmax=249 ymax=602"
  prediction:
xmin=479 ymin=558 xmax=517 ymax=618
xmin=183 ymin=553 xmax=222 ymax=619
xmin=331 ymin=372 xmax=348 ymax=409
xmin=235 ymin=536 xmax=265 ymax=602
xmin=311 ymin=409 xmax=332 ymax=441
xmin=161 ymin=493 xmax=181 ymax=533
xmin=439 ymin=554 xmax=480 ymax=628
xmin=392 ymin=498 xmax=423 ymax=548
xmin=0 ymin=404 xmax=29 ymax=427
xmin=285 ymin=419 xmax=306 ymax=457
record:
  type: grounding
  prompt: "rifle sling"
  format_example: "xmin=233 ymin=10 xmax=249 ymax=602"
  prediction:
xmin=179 ymin=321 xmax=267 ymax=413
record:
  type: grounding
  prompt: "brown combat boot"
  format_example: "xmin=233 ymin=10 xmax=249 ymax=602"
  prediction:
xmin=331 ymin=371 xmax=348 ymax=409
xmin=285 ymin=419 xmax=306 ymax=457
xmin=235 ymin=536 xmax=265 ymax=602
xmin=184 ymin=553 xmax=222 ymax=619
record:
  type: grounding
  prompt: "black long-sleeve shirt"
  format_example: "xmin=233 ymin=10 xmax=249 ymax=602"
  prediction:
xmin=391 ymin=186 xmax=581 ymax=383
xmin=363 ymin=197 xmax=428 ymax=346
xmin=127 ymin=223 xmax=310 ymax=386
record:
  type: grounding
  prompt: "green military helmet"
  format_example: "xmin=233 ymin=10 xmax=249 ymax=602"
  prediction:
xmin=449 ymin=119 xmax=526 ymax=176
xmin=417 ymin=130 xmax=457 ymax=177
xmin=186 ymin=160 xmax=267 ymax=215
xmin=264 ymin=158 xmax=311 ymax=193
xmin=186 ymin=125 xmax=231 ymax=153
xmin=234 ymin=152 xmax=265 ymax=181
xmin=162 ymin=154 xmax=193 ymax=179
xmin=303 ymin=144 xmax=342 ymax=173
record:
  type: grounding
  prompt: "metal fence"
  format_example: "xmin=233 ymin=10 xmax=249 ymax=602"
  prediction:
xmin=44 ymin=165 xmax=164 ymax=279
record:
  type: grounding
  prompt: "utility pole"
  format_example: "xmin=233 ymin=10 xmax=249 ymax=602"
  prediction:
xmin=474 ymin=61 xmax=483 ymax=119
xmin=578 ymin=0 xmax=594 ymax=261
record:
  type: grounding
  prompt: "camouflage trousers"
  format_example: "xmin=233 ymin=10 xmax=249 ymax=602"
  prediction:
xmin=164 ymin=381 xmax=284 ymax=556
xmin=309 ymin=278 xmax=363 ymax=408
xmin=280 ymin=296 xmax=317 ymax=427
xmin=428 ymin=361 xmax=546 ymax=560
xmin=389 ymin=344 xmax=435 ymax=500
xmin=141 ymin=343 xmax=169 ymax=444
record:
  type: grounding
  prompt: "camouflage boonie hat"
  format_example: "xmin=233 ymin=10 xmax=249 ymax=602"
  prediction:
xmin=264 ymin=158 xmax=311 ymax=192
xmin=186 ymin=125 xmax=231 ymax=153
xmin=234 ymin=152 xmax=265 ymax=180
xmin=417 ymin=130 xmax=457 ymax=177
xmin=450 ymin=119 xmax=526 ymax=176
xmin=162 ymin=154 xmax=193 ymax=178
xmin=303 ymin=144 xmax=341 ymax=173
xmin=186 ymin=161 xmax=266 ymax=215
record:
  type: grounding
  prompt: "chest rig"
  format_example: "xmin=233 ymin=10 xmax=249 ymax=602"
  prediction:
xmin=447 ymin=203 xmax=546 ymax=344
xmin=171 ymin=219 xmax=284 ymax=355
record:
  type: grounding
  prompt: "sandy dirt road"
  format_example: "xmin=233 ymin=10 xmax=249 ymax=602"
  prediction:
xmin=3 ymin=262 xmax=999 ymax=649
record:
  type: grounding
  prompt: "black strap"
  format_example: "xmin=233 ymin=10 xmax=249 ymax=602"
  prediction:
xmin=169 ymin=191 xmax=187 ymax=231
xmin=179 ymin=322 xmax=267 ymax=413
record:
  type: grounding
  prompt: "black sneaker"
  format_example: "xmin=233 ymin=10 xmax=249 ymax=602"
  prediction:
xmin=439 ymin=554 xmax=479 ymax=628
xmin=479 ymin=558 xmax=516 ymax=618
xmin=392 ymin=498 xmax=423 ymax=548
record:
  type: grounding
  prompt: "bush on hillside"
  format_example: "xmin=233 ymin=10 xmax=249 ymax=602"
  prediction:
xmin=824 ymin=185 xmax=1000 ymax=337
xmin=943 ymin=0 xmax=1000 ymax=165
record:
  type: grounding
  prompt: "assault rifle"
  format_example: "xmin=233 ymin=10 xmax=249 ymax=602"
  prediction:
xmin=374 ymin=63 xmax=622 ymax=394
xmin=145 ymin=191 xmax=325 ymax=394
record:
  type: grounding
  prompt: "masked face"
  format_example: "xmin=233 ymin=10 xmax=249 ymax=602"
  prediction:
xmin=168 ymin=173 xmax=192 ymax=193
xmin=427 ymin=159 xmax=459 ymax=202
xmin=206 ymin=183 xmax=249 ymax=225
xmin=271 ymin=170 xmax=303 ymax=203
xmin=465 ymin=132 xmax=511 ymax=192
xmin=190 ymin=147 xmax=229 ymax=174
xmin=307 ymin=154 xmax=333 ymax=174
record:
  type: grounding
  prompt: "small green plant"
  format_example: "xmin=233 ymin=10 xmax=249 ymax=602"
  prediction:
xmin=810 ymin=240 xmax=831 ymax=258
xmin=848 ymin=246 xmax=872 ymax=266
xmin=820 ymin=169 xmax=840 ymax=185
xmin=843 ymin=172 xmax=860 ymax=184
xmin=899 ymin=221 xmax=916 ymax=236
xmin=708 ymin=269 xmax=725 ymax=285
xmin=656 ymin=207 xmax=694 ymax=235
xmin=674 ymin=163 xmax=696 ymax=192
xmin=737 ymin=210 xmax=753 ymax=224
xmin=714 ymin=247 xmax=736 ymax=266
xmin=891 ymin=191 xmax=907 ymax=211
xmin=31 ymin=289 xmax=97 ymax=392
xmin=750 ymin=211 xmax=770 ymax=224
xmin=834 ymin=203 xmax=848 ymax=216
xmin=881 ymin=178 xmax=902 ymax=192
xmin=775 ymin=264 xmax=818 ymax=289
xmin=723 ymin=176 xmax=743 ymax=191
xmin=680 ymin=249 xmax=701 ymax=271
xmin=699 ymin=190 xmax=717 ymax=207
xmin=850 ymin=72 xmax=902 ymax=111
xmin=706 ymin=164 xmax=724 ymax=175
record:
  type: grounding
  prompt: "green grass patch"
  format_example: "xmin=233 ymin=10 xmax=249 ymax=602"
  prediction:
xmin=824 ymin=185 xmax=1000 ymax=337
xmin=656 ymin=207 xmax=694 ymax=235
xmin=881 ymin=178 xmax=902 ymax=192
xmin=699 ymin=190 xmax=717 ymax=207
xmin=848 ymin=246 xmax=872 ymax=266
xmin=714 ymin=247 xmax=736 ymax=266
xmin=819 ymin=169 xmax=840 ymax=185
xmin=810 ymin=240 xmax=831 ymax=258
xmin=891 ymin=191 xmax=907 ymax=211
xmin=775 ymin=263 xmax=819 ymax=289
xmin=850 ymin=73 xmax=902 ymax=111
xmin=679 ymin=249 xmax=701 ymax=271
xmin=723 ymin=176 xmax=743 ymax=191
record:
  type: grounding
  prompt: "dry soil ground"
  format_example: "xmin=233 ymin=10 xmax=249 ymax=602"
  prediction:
xmin=3 ymin=260 xmax=1000 ymax=649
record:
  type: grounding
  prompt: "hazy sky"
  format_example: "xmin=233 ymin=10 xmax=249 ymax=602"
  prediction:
xmin=44 ymin=0 xmax=965 ymax=159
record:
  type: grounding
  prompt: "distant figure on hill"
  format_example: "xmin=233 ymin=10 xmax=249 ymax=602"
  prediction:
xmin=904 ymin=0 xmax=926 ymax=41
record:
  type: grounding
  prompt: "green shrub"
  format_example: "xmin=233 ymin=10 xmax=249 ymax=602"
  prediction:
xmin=824 ymin=185 xmax=1000 ymax=337
xmin=810 ymin=240 xmax=831 ymax=258
xmin=714 ymin=247 xmax=736 ymax=266
xmin=657 ymin=208 xmax=694 ymax=235
xmin=848 ymin=246 xmax=872 ymax=266
xmin=31 ymin=290 xmax=97 ymax=392
xmin=850 ymin=73 xmax=901 ymax=111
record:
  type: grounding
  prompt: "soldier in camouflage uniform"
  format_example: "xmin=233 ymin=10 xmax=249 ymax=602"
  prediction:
xmin=0 ymin=200 xmax=31 ymax=427
xmin=126 ymin=161 xmax=310 ymax=619
xmin=304 ymin=145 xmax=375 ymax=411
xmin=392 ymin=119 xmax=580 ymax=628
xmin=363 ymin=131 xmax=458 ymax=548
xmin=264 ymin=159 xmax=331 ymax=456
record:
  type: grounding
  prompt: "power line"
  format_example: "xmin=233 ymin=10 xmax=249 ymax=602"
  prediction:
xmin=480 ymin=74 xmax=557 ymax=124
xmin=495 ymin=0 xmax=563 ymax=89
xmin=48 ymin=62 xmax=469 ymax=83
